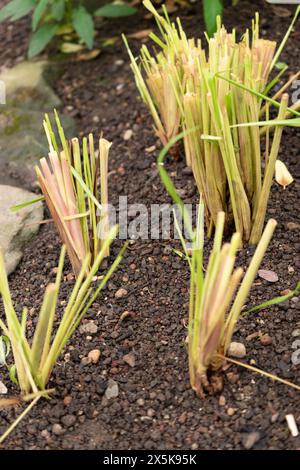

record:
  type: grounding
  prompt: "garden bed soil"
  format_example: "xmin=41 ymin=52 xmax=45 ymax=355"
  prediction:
xmin=0 ymin=0 xmax=300 ymax=450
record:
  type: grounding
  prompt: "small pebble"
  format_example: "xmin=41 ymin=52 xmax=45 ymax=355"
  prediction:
xmin=0 ymin=381 xmax=8 ymax=394
xmin=105 ymin=379 xmax=119 ymax=399
xmin=242 ymin=431 xmax=260 ymax=449
xmin=123 ymin=352 xmax=136 ymax=367
xmin=88 ymin=349 xmax=101 ymax=364
xmin=292 ymin=329 xmax=300 ymax=337
xmin=228 ymin=342 xmax=246 ymax=359
xmin=219 ymin=395 xmax=226 ymax=406
xmin=41 ymin=429 xmax=50 ymax=439
xmin=123 ymin=129 xmax=133 ymax=141
xmin=287 ymin=222 xmax=300 ymax=231
xmin=115 ymin=288 xmax=128 ymax=299
xmin=52 ymin=423 xmax=64 ymax=436
xmin=79 ymin=322 xmax=98 ymax=335
xmin=61 ymin=414 xmax=76 ymax=428
xmin=227 ymin=407 xmax=236 ymax=416
xmin=260 ymin=334 xmax=273 ymax=346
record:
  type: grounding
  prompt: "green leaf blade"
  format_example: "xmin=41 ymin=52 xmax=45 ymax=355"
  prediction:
xmin=95 ymin=4 xmax=137 ymax=18
xmin=28 ymin=23 xmax=59 ymax=58
xmin=72 ymin=6 xmax=94 ymax=50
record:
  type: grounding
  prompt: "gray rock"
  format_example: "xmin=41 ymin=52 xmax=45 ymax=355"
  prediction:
xmin=0 ymin=185 xmax=43 ymax=275
xmin=0 ymin=61 xmax=60 ymax=111
xmin=105 ymin=379 xmax=119 ymax=399
xmin=0 ymin=61 xmax=76 ymax=171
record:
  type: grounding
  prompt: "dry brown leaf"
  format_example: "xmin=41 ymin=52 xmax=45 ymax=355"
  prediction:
xmin=0 ymin=397 xmax=20 ymax=408
xmin=76 ymin=49 xmax=101 ymax=62
xmin=128 ymin=29 xmax=153 ymax=40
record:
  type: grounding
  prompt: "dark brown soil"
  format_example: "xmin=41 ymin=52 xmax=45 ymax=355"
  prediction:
xmin=0 ymin=0 xmax=300 ymax=450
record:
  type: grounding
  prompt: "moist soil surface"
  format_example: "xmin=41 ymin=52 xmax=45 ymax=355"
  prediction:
xmin=0 ymin=0 xmax=300 ymax=450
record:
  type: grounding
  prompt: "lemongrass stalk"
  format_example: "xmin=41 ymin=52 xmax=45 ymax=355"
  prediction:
xmin=223 ymin=218 xmax=277 ymax=350
xmin=99 ymin=138 xmax=111 ymax=257
xmin=250 ymin=95 xmax=288 ymax=244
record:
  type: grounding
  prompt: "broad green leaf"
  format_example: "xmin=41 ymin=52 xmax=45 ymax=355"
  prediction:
xmin=203 ymin=0 xmax=223 ymax=37
xmin=10 ymin=0 xmax=35 ymax=21
xmin=72 ymin=6 xmax=94 ymax=49
xmin=28 ymin=23 xmax=59 ymax=58
xmin=0 ymin=0 xmax=34 ymax=22
xmin=32 ymin=0 xmax=49 ymax=31
xmin=51 ymin=0 xmax=65 ymax=21
xmin=95 ymin=4 xmax=137 ymax=18
xmin=0 ymin=1 xmax=16 ymax=22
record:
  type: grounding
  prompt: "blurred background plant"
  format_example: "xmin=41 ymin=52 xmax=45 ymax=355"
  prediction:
xmin=0 ymin=0 xmax=138 ymax=58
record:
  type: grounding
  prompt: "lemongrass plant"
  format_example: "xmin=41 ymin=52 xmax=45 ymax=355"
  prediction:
xmin=36 ymin=112 xmax=111 ymax=277
xmin=125 ymin=1 xmax=300 ymax=244
xmin=0 ymin=227 xmax=127 ymax=443
xmin=158 ymin=135 xmax=300 ymax=398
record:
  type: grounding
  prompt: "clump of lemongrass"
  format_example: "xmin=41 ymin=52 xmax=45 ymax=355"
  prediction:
xmin=158 ymin=133 xmax=300 ymax=398
xmin=0 ymin=227 xmax=127 ymax=443
xmin=36 ymin=111 xmax=111 ymax=277
xmin=186 ymin=210 xmax=278 ymax=396
xmin=125 ymin=1 xmax=300 ymax=244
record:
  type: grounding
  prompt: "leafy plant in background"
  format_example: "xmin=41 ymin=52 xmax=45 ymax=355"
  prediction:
xmin=158 ymin=134 xmax=300 ymax=397
xmin=14 ymin=112 xmax=112 ymax=277
xmin=0 ymin=231 xmax=127 ymax=443
xmin=203 ymin=0 xmax=239 ymax=37
xmin=125 ymin=1 xmax=300 ymax=244
xmin=0 ymin=0 xmax=137 ymax=58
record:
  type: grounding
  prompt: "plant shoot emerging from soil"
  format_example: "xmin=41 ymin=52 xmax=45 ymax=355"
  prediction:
xmin=0 ymin=227 xmax=127 ymax=443
xmin=36 ymin=111 xmax=111 ymax=277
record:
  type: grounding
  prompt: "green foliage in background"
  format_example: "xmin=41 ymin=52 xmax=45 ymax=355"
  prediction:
xmin=0 ymin=0 xmax=137 ymax=58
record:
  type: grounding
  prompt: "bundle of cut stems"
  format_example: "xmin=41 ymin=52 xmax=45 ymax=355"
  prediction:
xmin=125 ymin=0 xmax=300 ymax=244
xmin=37 ymin=112 xmax=111 ymax=276
xmin=187 ymin=209 xmax=277 ymax=397
xmin=0 ymin=228 xmax=127 ymax=442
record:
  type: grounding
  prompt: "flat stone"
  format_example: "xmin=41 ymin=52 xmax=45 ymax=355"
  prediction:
xmin=0 ymin=185 xmax=43 ymax=275
xmin=0 ymin=61 xmax=76 ymax=171
xmin=0 ymin=61 xmax=60 ymax=111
